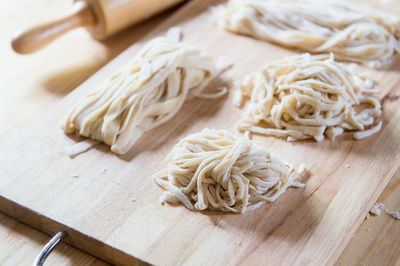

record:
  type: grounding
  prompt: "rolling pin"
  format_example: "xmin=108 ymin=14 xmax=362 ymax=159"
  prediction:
xmin=11 ymin=0 xmax=185 ymax=54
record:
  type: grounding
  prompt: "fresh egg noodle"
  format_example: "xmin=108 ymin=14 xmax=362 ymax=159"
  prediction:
xmin=63 ymin=32 xmax=227 ymax=155
xmin=219 ymin=0 xmax=400 ymax=67
xmin=234 ymin=53 xmax=382 ymax=141
xmin=153 ymin=129 xmax=305 ymax=213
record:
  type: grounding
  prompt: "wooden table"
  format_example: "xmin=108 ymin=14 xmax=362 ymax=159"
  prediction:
xmin=0 ymin=0 xmax=399 ymax=265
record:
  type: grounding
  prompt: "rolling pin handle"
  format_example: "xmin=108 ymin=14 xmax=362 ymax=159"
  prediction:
xmin=11 ymin=1 xmax=95 ymax=54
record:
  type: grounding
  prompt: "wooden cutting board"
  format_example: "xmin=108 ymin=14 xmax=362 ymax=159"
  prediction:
xmin=1 ymin=0 xmax=400 ymax=265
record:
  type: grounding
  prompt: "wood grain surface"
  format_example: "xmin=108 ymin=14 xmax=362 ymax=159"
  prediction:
xmin=336 ymin=168 xmax=400 ymax=266
xmin=1 ymin=0 xmax=400 ymax=265
xmin=0 ymin=213 xmax=107 ymax=266
xmin=0 ymin=0 xmax=174 ymax=265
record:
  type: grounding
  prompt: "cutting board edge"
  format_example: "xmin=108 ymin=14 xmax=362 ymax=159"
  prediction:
xmin=0 ymin=194 xmax=150 ymax=266
xmin=2 ymin=159 xmax=399 ymax=266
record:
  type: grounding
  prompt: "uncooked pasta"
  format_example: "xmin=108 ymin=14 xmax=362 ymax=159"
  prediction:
xmin=153 ymin=128 xmax=306 ymax=213
xmin=234 ymin=53 xmax=382 ymax=141
xmin=63 ymin=29 xmax=228 ymax=155
xmin=218 ymin=0 xmax=400 ymax=67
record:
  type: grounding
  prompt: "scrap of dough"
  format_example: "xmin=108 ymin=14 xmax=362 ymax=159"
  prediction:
xmin=65 ymin=139 xmax=98 ymax=157
xmin=370 ymin=203 xmax=384 ymax=216
xmin=386 ymin=209 xmax=400 ymax=220
xmin=153 ymin=128 xmax=306 ymax=213
xmin=235 ymin=53 xmax=382 ymax=142
xmin=219 ymin=0 xmax=400 ymax=68
xmin=63 ymin=34 xmax=228 ymax=155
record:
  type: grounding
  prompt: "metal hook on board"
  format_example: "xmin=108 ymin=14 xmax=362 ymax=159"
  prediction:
xmin=33 ymin=231 xmax=68 ymax=266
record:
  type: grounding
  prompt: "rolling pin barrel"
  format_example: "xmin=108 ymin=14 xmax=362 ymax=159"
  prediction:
xmin=84 ymin=0 xmax=185 ymax=39
xmin=11 ymin=0 xmax=185 ymax=54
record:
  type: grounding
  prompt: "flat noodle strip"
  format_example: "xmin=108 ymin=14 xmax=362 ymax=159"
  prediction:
xmin=219 ymin=0 xmax=400 ymax=68
xmin=153 ymin=128 xmax=306 ymax=213
xmin=64 ymin=139 xmax=98 ymax=158
xmin=234 ymin=53 xmax=382 ymax=141
xmin=63 ymin=32 xmax=227 ymax=155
